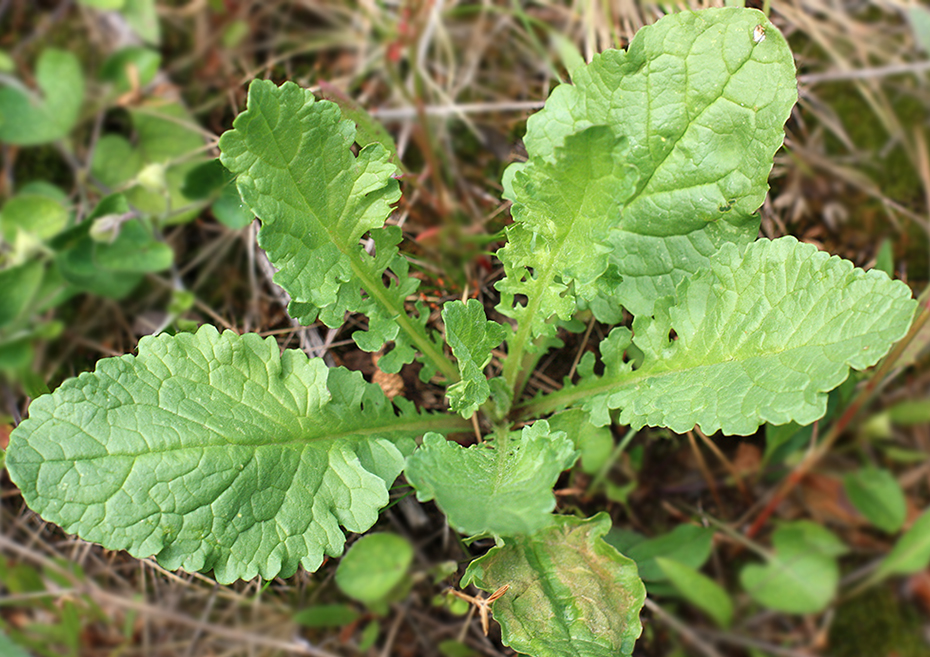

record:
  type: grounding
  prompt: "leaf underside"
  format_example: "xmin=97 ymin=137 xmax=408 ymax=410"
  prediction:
xmin=462 ymin=514 xmax=645 ymax=657
xmin=404 ymin=422 xmax=578 ymax=537
xmin=577 ymin=237 xmax=916 ymax=435
xmin=6 ymin=326 xmax=433 ymax=584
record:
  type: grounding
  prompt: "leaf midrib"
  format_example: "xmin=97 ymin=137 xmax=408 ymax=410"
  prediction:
xmin=24 ymin=410 xmax=469 ymax=463
xmin=254 ymin=101 xmax=459 ymax=381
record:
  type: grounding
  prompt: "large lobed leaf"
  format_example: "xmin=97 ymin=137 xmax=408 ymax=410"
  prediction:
xmin=574 ymin=237 xmax=916 ymax=435
xmin=5 ymin=326 xmax=461 ymax=584
xmin=405 ymin=422 xmax=577 ymax=537
xmin=219 ymin=81 xmax=451 ymax=377
xmin=218 ymin=79 xmax=398 ymax=327
xmin=462 ymin=514 xmax=645 ymax=657
xmin=504 ymin=8 xmax=797 ymax=319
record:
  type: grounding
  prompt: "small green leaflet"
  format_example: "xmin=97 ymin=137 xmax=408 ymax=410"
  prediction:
xmin=5 ymin=326 xmax=461 ymax=584
xmin=335 ymin=533 xmax=413 ymax=605
xmin=442 ymin=299 xmax=508 ymax=417
xmin=740 ymin=521 xmax=847 ymax=614
xmin=843 ymin=467 xmax=906 ymax=534
xmin=0 ymin=49 xmax=84 ymax=146
xmin=462 ymin=514 xmax=645 ymax=657
xmin=874 ymin=510 xmax=930 ymax=580
xmin=656 ymin=558 xmax=733 ymax=628
xmin=405 ymin=422 xmax=577 ymax=538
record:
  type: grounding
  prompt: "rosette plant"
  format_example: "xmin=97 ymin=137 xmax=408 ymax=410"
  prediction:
xmin=5 ymin=8 xmax=916 ymax=656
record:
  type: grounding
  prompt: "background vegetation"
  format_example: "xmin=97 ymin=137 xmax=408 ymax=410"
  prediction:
xmin=1 ymin=0 xmax=929 ymax=655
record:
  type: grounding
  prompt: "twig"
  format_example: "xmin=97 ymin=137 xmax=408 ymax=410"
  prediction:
xmin=448 ymin=584 xmax=509 ymax=636
xmin=697 ymin=628 xmax=818 ymax=657
xmin=799 ymin=60 xmax=930 ymax=85
xmin=369 ymin=100 xmax=545 ymax=120
xmin=746 ymin=293 xmax=930 ymax=538
xmin=643 ymin=598 xmax=726 ymax=657
xmin=694 ymin=428 xmax=750 ymax=502
xmin=379 ymin=603 xmax=409 ymax=657
xmin=687 ymin=431 xmax=724 ymax=512
xmin=0 ymin=533 xmax=339 ymax=657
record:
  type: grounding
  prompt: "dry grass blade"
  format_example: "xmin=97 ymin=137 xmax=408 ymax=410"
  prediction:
xmin=448 ymin=584 xmax=510 ymax=636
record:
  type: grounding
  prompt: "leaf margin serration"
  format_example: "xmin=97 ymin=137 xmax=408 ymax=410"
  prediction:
xmin=5 ymin=325 xmax=440 ymax=584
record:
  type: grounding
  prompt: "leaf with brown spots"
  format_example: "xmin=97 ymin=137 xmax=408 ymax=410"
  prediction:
xmin=461 ymin=513 xmax=645 ymax=657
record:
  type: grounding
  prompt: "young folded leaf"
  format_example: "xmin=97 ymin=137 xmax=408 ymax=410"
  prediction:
xmin=404 ymin=422 xmax=577 ymax=537
xmin=497 ymin=126 xmax=637 ymax=385
xmin=507 ymin=7 xmax=797 ymax=318
xmin=218 ymin=81 xmax=455 ymax=380
xmin=442 ymin=299 xmax=509 ymax=417
xmin=539 ymin=237 xmax=916 ymax=435
xmin=5 ymin=326 xmax=465 ymax=584
xmin=462 ymin=513 xmax=645 ymax=657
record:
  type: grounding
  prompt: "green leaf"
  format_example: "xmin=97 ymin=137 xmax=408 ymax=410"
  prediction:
xmin=293 ymin=604 xmax=360 ymax=628
xmin=212 ymin=183 xmax=253 ymax=230
xmin=908 ymin=6 xmax=930 ymax=54
xmin=4 ymin=325 xmax=458 ymax=584
xmin=442 ymin=299 xmax=508 ymax=417
xmin=874 ymin=510 xmax=930 ymax=580
xmin=887 ymin=399 xmax=930 ymax=426
xmin=335 ymin=533 xmax=414 ymax=604
xmin=740 ymin=521 xmax=845 ymax=614
xmin=0 ymin=630 xmax=31 ymax=657
xmin=181 ymin=159 xmax=230 ymax=200
xmin=92 ymin=134 xmax=144 ymax=187
xmin=438 ymin=639 xmax=478 ymax=657
xmin=405 ymin=422 xmax=578 ymax=538
xmin=318 ymin=82 xmax=402 ymax=166
xmin=843 ymin=468 xmax=906 ymax=534
xmin=510 ymin=8 xmax=797 ymax=317
xmin=0 ymin=260 xmax=45 ymax=328
xmin=180 ymin=160 xmax=253 ymax=229
xmin=462 ymin=513 xmax=645 ymax=657
xmin=77 ymin=0 xmax=126 ymax=8
xmin=0 ymin=194 xmax=69 ymax=243
xmin=123 ymin=0 xmax=161 ymax=45
xmin=128 ymin=104 xmax=206 ymax=224
xmin=94 ymin=219 xmax=173 ymax=273
xmin=90 ymin=103 xmax=207 ymax=225
xmin=772 ymin=520 xmax=849 ymax=557
xmin=546 ymin=409 xmax=613 ymax=475
xmin=219 ymin=80 xmax=456 ymax=380
xmin=358 ymin=621 xmax=379 ymax=650
xmin=655 ymin=557 xmax=733 ymax=628
xmin=569 ymin=237 xmax=916 ymax=435
xmin=616 ymin=524 xmax=714 ymax=582
xmin=0 ymin=49 xmax=84 ymax=146
xmin=497 ymin=125 xmax=639 ymax=345
xmin=55 ymin=195 xmax=171 ymax=298
xmin=100 ymin=46 xmax=161 ymax=92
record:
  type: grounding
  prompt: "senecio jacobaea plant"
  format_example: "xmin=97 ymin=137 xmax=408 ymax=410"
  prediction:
xmin=6 ymin=8 xmax=918 ymax=656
